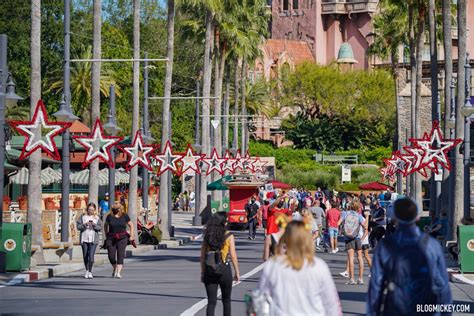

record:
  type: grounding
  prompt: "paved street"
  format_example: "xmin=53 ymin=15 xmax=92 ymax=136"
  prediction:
xmin=0 ymin=216 xmax=473 ymax=315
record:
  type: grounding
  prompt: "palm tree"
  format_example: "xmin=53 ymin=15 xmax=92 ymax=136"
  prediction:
xmin=88 ymin=0 xmax=101 ymax=208
xmin=442 ymin=0 xmax=454 ymax=239
xmin=453 ymin=0 xmax=467 ymax=238
xmin=28 ymin=0 xmax=43 ymax=248
xmin=128 ymin=0 xmax=140 ymax=241
xmin=159 ymin=0 xmax=176 ymax=239
xmin=46 ymin=46 xmax=121 ymax=123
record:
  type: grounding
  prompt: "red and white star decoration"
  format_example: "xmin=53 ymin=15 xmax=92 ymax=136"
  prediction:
xmin=155 ymin=141 xmax=183 ymax=176
xmin=220 ymin=150 xmax=236 ymax=174
xmin=251 ymin=157 xmax=268 ymax=174
xmin=241 ymin=151 xmax=254 ymax=172
xmin=120 ymin=131 xmax=155 ymax=171
xmin=403 ymin=146 xmax=429 ymax=178
xmin=202 ymin=148 xmax=226 ymax=176
xmin=409 ymin=120 xmax=461 ymax=174
xmin=9 ymin=99 xmax=72 ymax=161
xmin=178 ymin=144 xmax=204 ymax=176
xmin=232 ymin=151 xmax=245 ymax=171
xmin=73 ymin=119 xmax=123 ymax=168
xmin=384 ymin=151 xmax=410 ymax=177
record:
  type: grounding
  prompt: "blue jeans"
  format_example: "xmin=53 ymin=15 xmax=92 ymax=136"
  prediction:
xmin=248 ymin=218 xmax=257 ymax=238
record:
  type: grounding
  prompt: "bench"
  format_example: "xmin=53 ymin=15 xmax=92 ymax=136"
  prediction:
xmin=322 ymin=155 xmax=358 ymax=164
xmin=42 ymin=224 xmax=73 ymax=249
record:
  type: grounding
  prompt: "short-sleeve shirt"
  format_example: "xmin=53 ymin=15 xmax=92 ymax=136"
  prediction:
xmin=326 ymin=208 xmax=341 ymax=228
xmin=309 ymin=206 xmax=325 ymax=226
xmin=106 ymin=214 xmax=131 ymax=234
xmin=99 ymin=200 xmax=109 ymax=214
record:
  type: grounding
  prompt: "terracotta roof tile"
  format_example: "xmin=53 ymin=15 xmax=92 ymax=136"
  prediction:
xmin=264 ymin=39 xmax=314 ymax=64
xmin=70 ymin=120 xmax=91 ymax=134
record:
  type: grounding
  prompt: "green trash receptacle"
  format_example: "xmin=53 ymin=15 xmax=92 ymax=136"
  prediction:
xmin=0 ymin=223 xmax=32 ymax=271
xmin=417 ymin=216 xmax=431 ymax=232
xmin=458 ymin=225 xmax=474 ymax=273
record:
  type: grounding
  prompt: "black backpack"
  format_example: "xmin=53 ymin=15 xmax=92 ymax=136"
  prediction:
xmin=382 ymin=234 xmax=439 ymax=314
xmin=204 ymin=236 xmax=230 ymax=277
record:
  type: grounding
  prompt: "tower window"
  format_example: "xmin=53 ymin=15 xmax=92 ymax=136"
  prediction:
xmin=293 ymin=0 xmax=299 ymax=10
xmin=283 ymin=0 xmax=289 ymax=11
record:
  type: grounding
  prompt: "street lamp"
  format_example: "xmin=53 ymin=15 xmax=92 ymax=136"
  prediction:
xmin=103 ymin=85 xmax=121 ymax=207
xmin=53 ymin=94 xmax=78 ymax=243
xmin=463 ymin=53 xmax=472 ymax=220
xmin=1 ymin=34 xmax=24 ymax=272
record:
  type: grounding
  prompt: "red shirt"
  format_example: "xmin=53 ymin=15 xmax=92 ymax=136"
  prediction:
xmin=266 ymin=208 xmax=290 ymax=234
xmin=326 ymin=208 xmax=341 ymax=228
xmin=262 ymin=204 xmax=270 ymax=219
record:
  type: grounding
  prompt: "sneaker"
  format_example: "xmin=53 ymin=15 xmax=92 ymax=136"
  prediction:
xmin=316 ymin=246 xmax=322 ymax=251
xmin=339 ymin=271 xmax=349 ymax=278
xmin=335 ymin=248 xmax=339 ymax=253
xmin=345 ymin=279 xmax=356 ymax=285
xmin=84 ymin=271 xmax=89 ymax=279
xmin=88 ymin=272 xmax=93 ymax=279
xmin=358 ymin=278 xmax=364 ymax=285
xmin=116 ymin=273 xmax=122 ymax=279
xmin=248 ymin=236 xmax=252 ymax=240
xmin=112 ymin=270 xmax=117 ymax=278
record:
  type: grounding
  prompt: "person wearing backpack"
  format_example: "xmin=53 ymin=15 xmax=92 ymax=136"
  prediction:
xmin=337 ymin=200 xmax=367 ymax=285
xmin=201 ymin=213 xmax=240 ymax=316
xmin=367 ymin=198 xmax=452 ymax=315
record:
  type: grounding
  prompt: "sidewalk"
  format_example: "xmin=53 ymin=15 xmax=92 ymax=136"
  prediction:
xmin=0 ymin=211 xmax=202 ymax=287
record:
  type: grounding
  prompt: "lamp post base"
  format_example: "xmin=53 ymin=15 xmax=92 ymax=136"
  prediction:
xmin=0 ymin=251 xmax=6 ymax=273
xmin=192 ymin=216 xmax=201 ymax=226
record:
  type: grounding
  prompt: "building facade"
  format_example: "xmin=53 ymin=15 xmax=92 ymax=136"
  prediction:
xmin=270 ymin=0 xmax=378 ymax=69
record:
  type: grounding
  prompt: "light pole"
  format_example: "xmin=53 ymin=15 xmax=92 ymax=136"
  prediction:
xmin=104 ymin=85 xmax=121 ymax=206
xmin=54 ymin=0 xmax=79 ymax=242
xmin=142 ymin=53 xmax=154 ymax=213
xmin=193 ymin=78 xmax=202 ymax=226
xmin=0 ymin=34 xmax=23 ymax=273
xmin=462 ymin=53 xmax=472 ymax=220
xmin=435 ymin=92 xmax=442 ymax=216
xmin=446 ymin=79 xmax=456 ymax=240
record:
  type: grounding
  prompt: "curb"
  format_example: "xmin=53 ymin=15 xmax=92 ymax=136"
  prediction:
xmin=0 ymin=232 xmax=200 ymax=287
xmin=447 ymin=268 xmax=474 ymax=285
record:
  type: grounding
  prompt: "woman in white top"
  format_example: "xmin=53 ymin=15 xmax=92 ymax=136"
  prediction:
xmin=258 ymin=220 xmax=342 ymax=316
xmin=76 ymin=203 xmax=102 ymax=279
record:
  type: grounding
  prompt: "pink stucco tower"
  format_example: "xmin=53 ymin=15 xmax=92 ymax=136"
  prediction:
xmin=270 ymin=0 xmax=378 ymax=69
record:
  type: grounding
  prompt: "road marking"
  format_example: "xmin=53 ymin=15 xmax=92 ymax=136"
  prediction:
xmin=180 ymin=262 xmax=266 ymax=316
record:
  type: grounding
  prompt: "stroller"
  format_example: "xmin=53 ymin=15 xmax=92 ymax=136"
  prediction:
xmin=137 ymin=218 xmax=162 ymax=245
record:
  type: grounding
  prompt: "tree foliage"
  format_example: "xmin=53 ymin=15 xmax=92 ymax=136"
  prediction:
xmin=280 ymin=64 xmax=396 ymax=151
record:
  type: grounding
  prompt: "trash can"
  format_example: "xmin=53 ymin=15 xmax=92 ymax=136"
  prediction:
xmin=416 ymin=216 xmax=431 ymax=232
xmin=0 ymin=223 xmax=32 ymax=271
xmin=458 ymin=225 xmax=474 ymax=273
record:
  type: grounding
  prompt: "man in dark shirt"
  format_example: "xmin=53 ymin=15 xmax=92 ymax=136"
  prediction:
xmin=247 ymin=198 xmax=258 ymax=240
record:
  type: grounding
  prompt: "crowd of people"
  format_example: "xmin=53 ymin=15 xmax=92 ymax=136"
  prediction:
xmin=200 ymin=186 xmax=453 ymax=316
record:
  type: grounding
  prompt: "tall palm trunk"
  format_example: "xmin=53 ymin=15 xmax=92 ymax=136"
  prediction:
xmin=223 ymin=66 xmax=230 ymax=153
xmin=428 ymin=0 xmax=439 ymax=215
xmin=442 ymin=0 xmax=454 ymax=239
xmin=414 ymin=1 xmax=426 ymax=208
xmin=88 ymin=0 xmax=101 ymax=208
xmin=28 ymin=0 xmax=43 ymax=249
xmin=454 ymin=0 xmax=467 ymax=236
xmin=408 ymin=3 xmax=417 ymax=201
xmin=232 ymin=58 xmax=240 ymax=151
xmin=128 ymin=0 xmax=140 ymax=240
xmin=199 ymin=11 xmax=214 ymax=216
xmin=240 ymin=59 xmax=247 ymax=154
xmin=159 ymin=0 xmax=175 ymax=239
xmin=212 ymin=40 xmax=224 ymax=201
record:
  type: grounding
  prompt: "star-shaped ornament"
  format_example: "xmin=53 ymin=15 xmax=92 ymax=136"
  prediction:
xmin=384 ymin=151 xmax=410 ymax=177
xmin=202 ymin=148 xmax=226 ymax=176
xmin=155 ymin=141 xmax=183 ymax=176
xmin=178 ymin=144 xmax=204 ymax=176
xmin=252 ymin=157 xmax=268 ymax=174
xmin=379 ymin=166 xmax=395 ymax=182
xmin=73 ymin=119 xmax=123 ymax=168
xmin=120 ymin=131 xmax=155 ymax=171
xmin=221 ymin=150 xmax=236 ymax=174
xmin=410 ymin=120 xmax=462 ymax=174
xmin=232 ymin=151 xmax=245 ymax=172
xmin=403 ymin=146 xmax=429 ymax=178
xmin=241 ymin=151 xmax=254 ymax=173
xmin=9 ymin=99 xmax=72 ymax=160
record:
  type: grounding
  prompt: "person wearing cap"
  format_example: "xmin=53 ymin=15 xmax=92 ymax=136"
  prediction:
xmin=99 ymin=193 xmax=110 ymax=219
xmin=367 ymin=198 xmax=451 ymax=315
